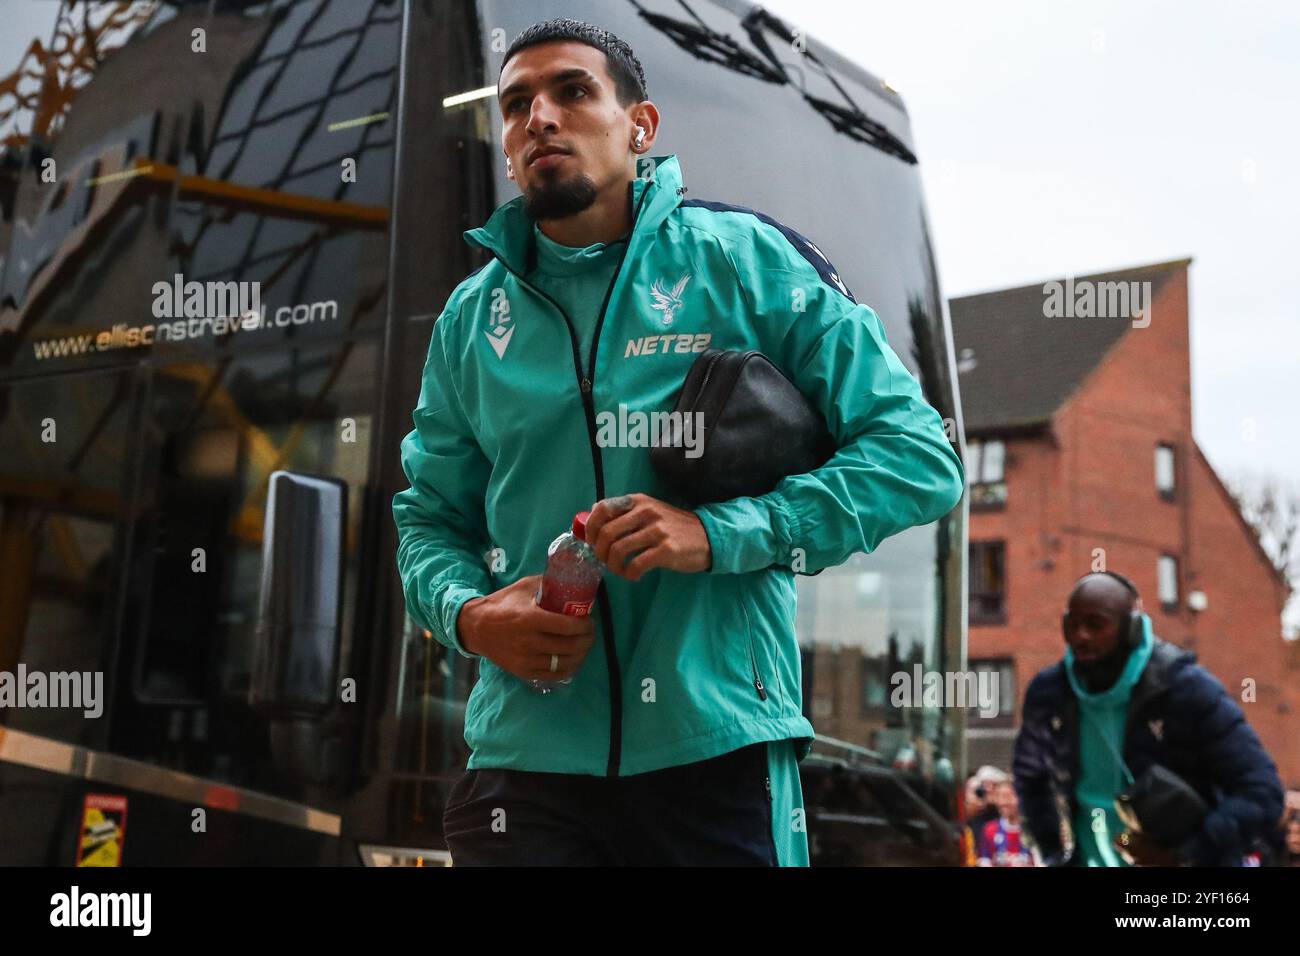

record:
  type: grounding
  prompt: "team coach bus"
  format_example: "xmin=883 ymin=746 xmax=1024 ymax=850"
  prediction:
xmin=0 ymin=0 xmax=966 ymax=865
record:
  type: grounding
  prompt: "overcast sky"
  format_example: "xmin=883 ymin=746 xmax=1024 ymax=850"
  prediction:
xmin=762 ymin=0 xmax=1299 ymax=498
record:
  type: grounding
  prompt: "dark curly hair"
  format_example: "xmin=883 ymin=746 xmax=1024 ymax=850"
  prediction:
xmin=501 ymin=18 xmax=648 ymax=107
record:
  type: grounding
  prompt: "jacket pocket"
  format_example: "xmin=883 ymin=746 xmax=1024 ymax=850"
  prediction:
xmin=739 ymin=588 xmax=769 ymax=703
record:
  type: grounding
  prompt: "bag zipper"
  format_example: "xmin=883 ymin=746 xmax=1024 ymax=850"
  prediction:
xmin=686 ymin=350 xmax=727 ymax=411
xmin=484 ymin=178 xmax=656 ymax=777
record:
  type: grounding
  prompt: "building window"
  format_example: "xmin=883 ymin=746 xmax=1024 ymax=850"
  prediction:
xmin=861 ymin=656 xmax=891 ymax=717
xmin=1155 ymin=444 xmax=1176 ymax=500
xmin=969 ymin=541 xmax=1006 ymax=624
xmin=968 ymin=658 xmax=1016 ymax=727
xmin=967 ymin=438 xmax=1007 ymax=509
xmin=1158 ymin=555 xmax=1180 ymax=610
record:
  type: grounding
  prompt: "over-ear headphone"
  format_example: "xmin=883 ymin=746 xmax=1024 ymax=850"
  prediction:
xmin=1062 ymin=570 xmax=1143 ymax=653
xmin=1114 ymin=606 xmax=1143 ymax=652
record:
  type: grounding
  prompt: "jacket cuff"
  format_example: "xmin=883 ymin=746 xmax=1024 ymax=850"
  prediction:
xmin=432 ymin=581 xmax=488 ymax=659
xmin=694 ymin=492 xmax=797 ymax=575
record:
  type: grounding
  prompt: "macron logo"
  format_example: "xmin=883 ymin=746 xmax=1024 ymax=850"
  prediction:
xmin=486 ymin=286 xmax=514 ymax=359
xmin=485 ymin=325 xmax=514 ymax=359
xmin=803 ymin=238 xmax=850 ymax=298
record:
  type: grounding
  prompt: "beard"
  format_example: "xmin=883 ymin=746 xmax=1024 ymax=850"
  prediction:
xmin=522 ymin=169 xmax=598 ymax=221
xmin=1075 ymin=644 xmax=1132 ymax=692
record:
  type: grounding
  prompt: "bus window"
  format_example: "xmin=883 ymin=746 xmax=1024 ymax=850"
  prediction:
xmin=111 ymin=339 xmax=379 ymax=798
xmin=0 ymin=366 xmax=136 ymax=749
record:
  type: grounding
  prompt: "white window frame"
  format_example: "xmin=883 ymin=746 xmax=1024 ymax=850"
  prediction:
xmin=966 ymin=438 xmax=1005 ymax=484
xmin=967 ymin=440 xmax=982 ymax=486
xmin=981 ymin=439 xmax=1005 ymax=483
xmin=1158 ymin=555 xmax=1179 ymax=606
xmin=1155 ymin=444 xmax=1176 ymax=496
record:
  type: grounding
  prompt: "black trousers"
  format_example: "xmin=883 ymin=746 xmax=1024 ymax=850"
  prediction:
xmin=442 ymin=741 xmax=798 ymax=866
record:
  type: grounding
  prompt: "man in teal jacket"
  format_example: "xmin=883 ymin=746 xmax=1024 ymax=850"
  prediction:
xmin=393 ymin=18 xmax=964 ymax=866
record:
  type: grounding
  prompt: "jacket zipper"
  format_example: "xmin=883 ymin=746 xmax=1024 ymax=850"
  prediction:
xmin=738 ymin=589 xmax=768 ymax=702
xmin=485 ymin=178 xmax=656 ymax=777
xmin=747 ymin=632 xmax=768 ymax=701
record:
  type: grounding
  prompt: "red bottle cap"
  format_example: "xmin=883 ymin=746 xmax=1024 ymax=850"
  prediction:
xmin=573 ymin=511 xmax=591 ymax=540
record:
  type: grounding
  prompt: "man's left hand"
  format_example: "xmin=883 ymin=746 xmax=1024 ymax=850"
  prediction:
xmin=585 ymin=493 xmax=712 ymax=581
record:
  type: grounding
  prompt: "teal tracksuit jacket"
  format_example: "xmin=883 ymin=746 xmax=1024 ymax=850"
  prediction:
xmin=393 ymin=153 xmax=964 ymax=777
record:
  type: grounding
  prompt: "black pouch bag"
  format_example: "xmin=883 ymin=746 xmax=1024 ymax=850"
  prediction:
xmin=1115 ymin=764 xmax=1209 ymax=847
xmin=649 ymin=348 xmax=836 ymax=507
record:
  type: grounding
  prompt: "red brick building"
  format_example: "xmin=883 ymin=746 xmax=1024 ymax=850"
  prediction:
xmin=949 ymin=259 xmax=1298 ymax=787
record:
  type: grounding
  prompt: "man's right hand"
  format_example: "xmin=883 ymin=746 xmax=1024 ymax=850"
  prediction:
xmin=456 ymin=574 xmax=597 ymax=682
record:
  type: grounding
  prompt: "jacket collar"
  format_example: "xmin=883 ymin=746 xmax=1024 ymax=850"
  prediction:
xmin=1124 ymin=631 xmax=1192 ymax=725
xmin=1057 ymin=624 xmax=1193 ymax=751
xmin=463 ymin=154 xmax=685 ymax=277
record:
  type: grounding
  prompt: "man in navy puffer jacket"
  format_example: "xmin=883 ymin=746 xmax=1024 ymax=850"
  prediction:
xmin=1013 ymin=571 xmax=1284 ymax=866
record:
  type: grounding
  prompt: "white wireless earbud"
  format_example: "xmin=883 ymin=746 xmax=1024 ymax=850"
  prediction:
xmin=634 ymin=126 xmax=646 ymax=149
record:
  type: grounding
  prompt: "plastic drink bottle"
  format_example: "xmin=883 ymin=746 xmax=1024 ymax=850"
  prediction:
xmin=531 ymin=511 xmax=604 ymax=693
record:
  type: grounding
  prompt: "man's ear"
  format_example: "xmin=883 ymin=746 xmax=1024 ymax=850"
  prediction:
xmin=629 ymin=101 xmax=661 ymax=152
